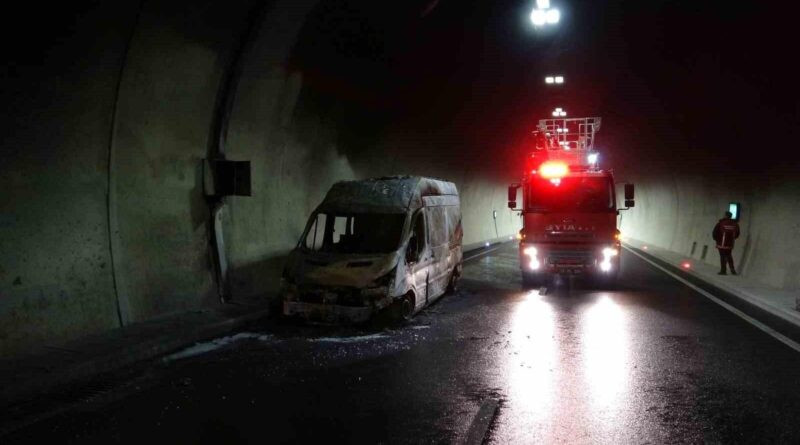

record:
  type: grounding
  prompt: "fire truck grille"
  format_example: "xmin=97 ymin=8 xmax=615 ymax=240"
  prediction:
xmin=547 ymin=250 xmax=595 ymax=265
xmin=546 ymin=232 xmax=595 ymax=241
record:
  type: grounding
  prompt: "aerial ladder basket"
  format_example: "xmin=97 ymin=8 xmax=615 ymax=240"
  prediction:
xmin=537 ymin=117 xmax=602 ymax=152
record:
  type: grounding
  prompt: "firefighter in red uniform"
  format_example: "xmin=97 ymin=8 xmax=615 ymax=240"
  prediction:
xmin=712 ymin=211 xmax=740 ymax=275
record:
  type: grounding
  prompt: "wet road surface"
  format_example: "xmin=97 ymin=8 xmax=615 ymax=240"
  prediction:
xmin=5 ymin=243 xmax=800 ymax=444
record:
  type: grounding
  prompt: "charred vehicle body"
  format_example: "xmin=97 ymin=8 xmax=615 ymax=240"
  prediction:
xmin=282 ymin=176 xmax=463 ymax=323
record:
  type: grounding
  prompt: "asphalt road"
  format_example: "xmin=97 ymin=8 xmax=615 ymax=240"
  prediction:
xmin=6 ymin=243 xmax=800 ymax=444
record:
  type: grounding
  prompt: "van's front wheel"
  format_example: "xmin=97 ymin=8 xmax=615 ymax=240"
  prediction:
xmin=391 ymin=293 xmax=415 ymax=323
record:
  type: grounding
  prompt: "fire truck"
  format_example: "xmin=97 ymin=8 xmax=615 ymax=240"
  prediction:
xmin=507 ymin=117 xmax=634 ymax=287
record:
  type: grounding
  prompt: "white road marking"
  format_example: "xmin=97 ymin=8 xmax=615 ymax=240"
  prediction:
xmin=464 ymin=398 xmax=500 ymax=445
xmin=624 ymin=245 xmax=800 ymax=354
xmin=463 ymin=243 xmax=509 ymax=262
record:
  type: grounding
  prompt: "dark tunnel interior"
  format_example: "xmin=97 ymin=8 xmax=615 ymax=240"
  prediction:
xmin=2 ymin=1 xmax=800 ymax=441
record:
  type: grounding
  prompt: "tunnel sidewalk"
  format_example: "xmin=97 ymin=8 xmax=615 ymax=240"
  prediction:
xmin=624 ymin=238 xmax=800 ymax=345
xmin=0 ymin=300 xmax=272 ymax=411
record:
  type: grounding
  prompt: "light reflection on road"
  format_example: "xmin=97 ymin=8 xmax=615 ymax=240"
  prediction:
xmin=503 ymin=291 xmax=557 ymax=442
xmin=497 ymin=291 xmax=632 ymax=443
xmin=582 ymin=295 xmax=629 ymax=410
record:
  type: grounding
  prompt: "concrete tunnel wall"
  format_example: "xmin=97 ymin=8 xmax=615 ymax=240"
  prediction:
xmin=0 ymin=0 xmax=520 ymax=355
xmin=612 ymin=143 xmax=800 ymax=292
xmin=619 ymin=167 xmax=800 ymax=291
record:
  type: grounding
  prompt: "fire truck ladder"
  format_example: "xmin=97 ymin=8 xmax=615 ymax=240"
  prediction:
xmin=538 ymin=117 xmax=601 ymax=152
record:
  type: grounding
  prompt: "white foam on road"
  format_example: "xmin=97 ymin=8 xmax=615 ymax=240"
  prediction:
xmin=163 ymin=332 xmax=274 ymax=362
xmin=311 ymin=333 xmax=388 ymax=343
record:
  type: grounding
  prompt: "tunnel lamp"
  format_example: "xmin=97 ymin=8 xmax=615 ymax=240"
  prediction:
xmin=546 ymin=9 xmax=560 ymax=24
xmin=531 ymin=9 xmax=547 ymax=26
xmin=530 ymin=1 xmax=559 ymax=27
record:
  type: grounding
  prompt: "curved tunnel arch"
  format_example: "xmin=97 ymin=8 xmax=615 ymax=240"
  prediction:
xmin=0 ymin=0 xmax=520 ymax=354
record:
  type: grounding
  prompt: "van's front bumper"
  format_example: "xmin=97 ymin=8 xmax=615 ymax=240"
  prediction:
xmin=282 ymin=284 xmax=394 ymax=323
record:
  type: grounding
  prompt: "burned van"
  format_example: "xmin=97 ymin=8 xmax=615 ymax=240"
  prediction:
xmin=282 ymin=176 xmax=462 ymax=323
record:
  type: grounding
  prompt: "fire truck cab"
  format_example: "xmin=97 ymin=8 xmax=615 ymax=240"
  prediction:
xmin=508 ymin=117 xmax=634 ymax=287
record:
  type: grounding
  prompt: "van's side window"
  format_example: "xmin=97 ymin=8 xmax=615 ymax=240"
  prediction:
xmin=305 ymin=213 xmax=327 ymax=251
xmin=445 ymin=206 xmax=462 ymax=245
xmin=426 ymin=206 xmax=448 ymax=248
xmin=412 ymin=211 xmax=426 ymax=251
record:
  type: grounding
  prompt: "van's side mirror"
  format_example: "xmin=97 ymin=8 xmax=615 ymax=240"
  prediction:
xmin=406 ymin=236 xmax=419 ymax=263
xmin=508 ymin=184 xmax=520 ymax=209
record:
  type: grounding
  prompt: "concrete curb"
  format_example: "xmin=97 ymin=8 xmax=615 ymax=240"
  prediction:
xmin=626 ymin=244 xmax=800 ymax=346
xmin=0 ymin=306 xmax=271 ymax=408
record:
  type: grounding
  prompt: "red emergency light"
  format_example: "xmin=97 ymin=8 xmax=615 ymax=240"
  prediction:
xmin=538 ymin=161 xmax=569 ymax=179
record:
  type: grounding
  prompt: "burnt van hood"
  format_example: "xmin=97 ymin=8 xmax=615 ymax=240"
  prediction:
xmin=285 ymin=250 xmax=401 ymax=289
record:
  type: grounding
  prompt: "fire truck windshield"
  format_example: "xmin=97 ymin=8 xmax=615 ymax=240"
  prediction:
xmin=527 ymin=176 xmax=615 ymax=213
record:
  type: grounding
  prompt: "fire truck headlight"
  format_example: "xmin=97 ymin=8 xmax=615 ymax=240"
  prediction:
xmin=523 ymin=246 xmax=540 ymax=270
xmin=602 ymin=247 xmax=618 ymax=258
xmin=600 ymin=247 xmax=618 ymax=272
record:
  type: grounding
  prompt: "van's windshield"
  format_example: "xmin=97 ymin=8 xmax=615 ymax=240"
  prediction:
xmin=303 ymin=212 xmax=406 ymax=254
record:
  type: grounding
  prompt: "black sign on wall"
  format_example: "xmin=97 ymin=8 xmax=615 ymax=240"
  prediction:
xmin=204 ymin=159 xmax=251 ymax=197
